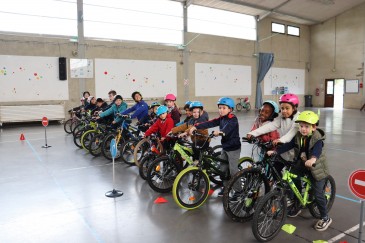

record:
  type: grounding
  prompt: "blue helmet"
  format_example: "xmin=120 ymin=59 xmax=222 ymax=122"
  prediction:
xmin=263 ymin=100 xmax=279 ymax=114
xmin=156 ymin=105 xmax=168 ymax=116
xmin=149 ymin=102 xmax=161 ymax=109
xmin=184 ymin=101 xmax=192 ymax=109
xmin=189 ymin=101 xmax=204 ymax=110
xmin=217 ymin=97 xmax=235 ymax=110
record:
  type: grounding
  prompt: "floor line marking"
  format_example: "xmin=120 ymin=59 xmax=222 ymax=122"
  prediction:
xmin=328 ymin=222 xmax=365 ymax=243
xmin=336 ymin=194 xmax=361 ymax=203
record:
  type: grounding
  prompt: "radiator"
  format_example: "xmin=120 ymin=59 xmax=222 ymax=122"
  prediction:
xmin=0 ymin=105 xmax=65 ymax=125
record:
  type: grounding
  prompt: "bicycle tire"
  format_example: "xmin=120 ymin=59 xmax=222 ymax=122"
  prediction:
xmin=72 ymin=123 xmax=84 ymax=137
xmin=133 ymin=138 xmax=163 ymax=167
xmin=89 ymin=133 xmax=104 ymax=157
xmin=245 ymin=103 xmax=251 ymax=111
xmin=73 ymin=129 xmax=84 ymax=148
xmin=236 ymin=103 xmax=243 ymax=111
xmin=308 ymin=175 xmax=336 ymax=219
xmin=172 ymin=167 xmax=210 ymax=210
xmin=223 ymin=168 xmax=269 ymax=222
xmin=70 ymin=119 xmax=80 ymax=133
xmin=146 ymin=156 xmax=181 ymax=193
xmin=81 ymin=130 xmax=97 ymax=151
xmin=101 ymin=133 xmax=124 ymax=161
xmin=139 ymin=153 xmax=157 ymax=180
xmin=252 ymin=189 xmax=287 ymax=242
xmin=120 ymin=138 xmax=139 ymax=165
xmin=63 ymin=119 xmax=73 ymax=134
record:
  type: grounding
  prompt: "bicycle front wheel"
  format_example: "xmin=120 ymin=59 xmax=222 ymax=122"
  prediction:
xmin=89 ymin=133 xmax=104 ymax=157
xmin=223 ymin=168 xmax=269 ymax=222
xmin=245 ymin=103 xmax=251 ymax=111
xmin=146 ymin=156 xmax=181 ymax=193
xmin=172 ymin=167 xmax=210 ymax=210
xmin=252 ymin=189 xmax=287 ymax=242
xmin=236 ymin=103 xmax=243 ymax=111
xmin=63 ymin=119 xmax=73 ymax=134
xmin=120 ymin=138 xmax=139 ymax=165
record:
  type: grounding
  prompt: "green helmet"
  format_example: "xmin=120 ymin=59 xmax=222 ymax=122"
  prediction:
xmin=295 ymin=111 xmax=319 ymax=125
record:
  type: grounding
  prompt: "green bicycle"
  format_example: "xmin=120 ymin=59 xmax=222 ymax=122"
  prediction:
xmin=172 ymin=132 xmax=253 ymax=210
xmin=251 ymin=164 xmax=336 ymax=242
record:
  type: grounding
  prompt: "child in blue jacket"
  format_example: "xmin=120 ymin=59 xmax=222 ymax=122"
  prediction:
xmin=189 ymin=97 xmax=241 ymax=196
xmin=122 ymin=91 xmax=149 ymax=124
xmin=97 ymin=95 xmax=127 ymax=127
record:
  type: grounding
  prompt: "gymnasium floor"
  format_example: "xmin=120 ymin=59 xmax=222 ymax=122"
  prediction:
xmin=0 ymin=108 xmax=364 ymax=243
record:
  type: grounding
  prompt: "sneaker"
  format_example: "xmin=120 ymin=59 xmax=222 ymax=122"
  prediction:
xmin=315 ymin=218 xmax=332 ymax=231
xmin=217 ymin=188 xmax=224 ymax=197
xmin=287 ymin=207 xmax=302 ymax=218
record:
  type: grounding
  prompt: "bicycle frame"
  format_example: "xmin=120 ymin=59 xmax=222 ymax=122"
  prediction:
xmin=282 ymin=170 xmax=313 ymax=207
xmin=173 ymin=142 xmax=194 ymax=165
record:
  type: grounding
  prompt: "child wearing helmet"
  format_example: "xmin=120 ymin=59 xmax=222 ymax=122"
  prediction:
xmin=122 ymin=91 xmax=149 ymax=124
xmin=266 ymin=111 xmax=331 ymax=230
xmin=144 ymin=105 xmax=174 ymax=145
xmin=250 ymin=100 xmax=280 ymax=143
xmin=164 ymin=93 xmax=181 ymax=125
xmin=175 ymin=101 xmax=193 ymax=126
xmin=170 ymin=101 xmax=210 ymax=149
xmin=248 ymin=93 xmax=300 ymax=162
xmin=189 ymin=97 xmax=241 ymax=196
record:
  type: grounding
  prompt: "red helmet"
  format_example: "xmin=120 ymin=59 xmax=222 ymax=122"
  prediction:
xmin=279 ymin=93 xmax=299 ymax=107
xmin=164 ymin=93 xmax=176 ymax=101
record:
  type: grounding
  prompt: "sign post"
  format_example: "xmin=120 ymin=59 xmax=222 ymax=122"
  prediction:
xmin=349 ymin=169 xmax=365 ymax=243
xmin=41 ymin=117 xmax=51 ymax=148
xmin=105 ymin=138 xmax=123 ymax=198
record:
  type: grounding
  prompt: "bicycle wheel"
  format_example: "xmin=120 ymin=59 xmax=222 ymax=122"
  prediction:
xmin=238 ymin=156 xmax=254 ymax=170
xmin=101 ymin=133 xmax=124 ymax=161
xmin=146 ymin=156 xmax=181 ymax=193
xmin=252 ymin=189 xmax=287 ymax=242
xmin=120 ymin=138 xmax=139 ymax=165
xmin=308 ymin=175 xmax=336 ymax=219
xmin=245 ymin=103 xmax=251 ymax=111
xmin=89 ymin=133 xmax=104 ymax=157
xmin=236 ymin=103 xmax=243 ymax=111
xmin=81 ymin=130 xmax=97 ymax=151
xmin=70 ymin=119 xmax=80 ymax=133
xmin=139 ymin=153 xmax=157 ymax=180
xmin=73 ymin=129 xmax=84 ymax=148
xmin=63 ymin=119 xmax=73 ymax=134
xmin=172 ymin=167 xmax=210 ymax=210
xmin=223 ymin=168 xmax=269 ymax=222
xmin=134 ymin=138 xmax=162 ymax=167
xmin=72 ymin=123 xmax=84 ymax=137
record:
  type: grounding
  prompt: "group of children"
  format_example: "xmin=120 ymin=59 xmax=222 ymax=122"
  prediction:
xmin=75 ymin=90 xmax=332 ymax=232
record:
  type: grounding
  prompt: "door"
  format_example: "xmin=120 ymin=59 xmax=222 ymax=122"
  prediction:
xmin=324 ymin=79 xmax=334 ymax=107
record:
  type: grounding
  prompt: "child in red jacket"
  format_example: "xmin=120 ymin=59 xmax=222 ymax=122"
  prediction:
xmin=144 ymin=106 xmax=174 ymax=145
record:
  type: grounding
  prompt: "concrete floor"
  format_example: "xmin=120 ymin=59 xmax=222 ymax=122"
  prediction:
xmin=0 ymin=108 xmax=364 ymax=243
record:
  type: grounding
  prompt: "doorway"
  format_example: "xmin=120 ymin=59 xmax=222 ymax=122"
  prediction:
xmin=324 ymin=79 xmax=344 ymax=108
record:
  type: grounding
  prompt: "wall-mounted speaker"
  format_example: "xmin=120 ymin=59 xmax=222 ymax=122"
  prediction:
xmin=59 ymin=57 xmax=67 ymax=80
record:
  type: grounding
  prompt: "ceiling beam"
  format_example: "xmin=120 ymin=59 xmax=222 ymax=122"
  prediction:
xmin=218 ymin=0 xmax=320 ymax=24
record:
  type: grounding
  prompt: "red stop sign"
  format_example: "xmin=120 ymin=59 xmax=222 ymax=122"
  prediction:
xmin=42 ymin=117 xmax=49 ymax=127
xmin=349 ymin=170 xmax=365 ymax=200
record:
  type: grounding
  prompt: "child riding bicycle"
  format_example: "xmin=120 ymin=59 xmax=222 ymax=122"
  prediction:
xmin=267 ymin=110 xmax=332 ymax=231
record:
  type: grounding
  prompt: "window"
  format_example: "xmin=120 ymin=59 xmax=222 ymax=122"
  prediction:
xmin=0 ymin=0 xmax=77 ymax=36
xmin=188 ymin=5 xmax=256 ymax=41
xmin=271 ymin=22 xmax=285 ymax=34
xmin=83 ymin=0 xmax=183 ymax=45
xmin=288 ymin=25 xmax=300 ymax=36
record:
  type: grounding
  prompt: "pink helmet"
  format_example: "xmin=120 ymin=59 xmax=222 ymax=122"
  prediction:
xmin=279 ymin=93 xmax=299 ymax=107
xmin=164 ymin=93 xmax=176 ymax=101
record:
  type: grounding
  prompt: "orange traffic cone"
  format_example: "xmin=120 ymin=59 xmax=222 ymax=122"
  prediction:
xmin=154 ymin=197 xmax=168 ymax=204
xmin=208 ymin=189 xmax=214 ymax=196
xmin=20 ymin=133 xmax=25 ymax=141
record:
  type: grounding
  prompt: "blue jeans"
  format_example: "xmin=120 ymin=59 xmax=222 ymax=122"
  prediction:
xmin=311 ymin=176 xmax=328 ymax=220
